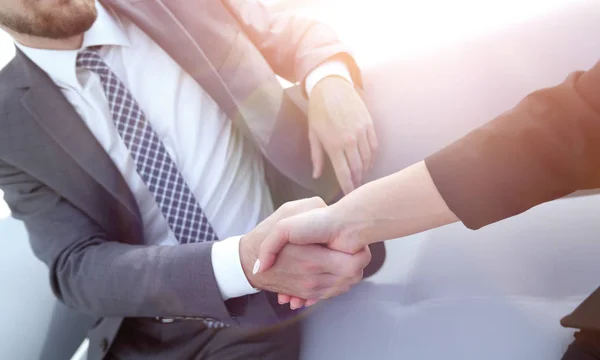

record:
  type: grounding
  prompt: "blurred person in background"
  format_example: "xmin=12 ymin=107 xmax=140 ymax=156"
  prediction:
xmin=0 ymin=0 xmax=378 ymax=359
xmin=257 ymin=61 xmax=600 ymax=359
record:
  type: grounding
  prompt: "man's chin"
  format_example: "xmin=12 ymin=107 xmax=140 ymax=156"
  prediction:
xmin=46 ymin=19 xmax=96 ymax=39
xmin=6 ymin=0 xmax=98 ymax=40
xmin=37 ymin=5 xmax=98 ymax=39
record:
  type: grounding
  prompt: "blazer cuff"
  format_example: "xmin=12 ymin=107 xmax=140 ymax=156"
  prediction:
xmin=425 ymin=146 xmax=503 ymax=231
xmin=561 ymin=287 xmax=600 ymax=331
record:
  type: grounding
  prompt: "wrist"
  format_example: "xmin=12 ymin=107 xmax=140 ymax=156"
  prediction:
xmin=312 ymin=75 xmax=354 ymax=98
xmin=329 ymin=198 xmax=372 ymax=253
xmin=239 ymin=234 xmax=260 ymax=289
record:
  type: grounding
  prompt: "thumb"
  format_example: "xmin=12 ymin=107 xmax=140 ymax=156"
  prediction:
xmin=309 ymin=130 xmax=325 ymax=179
xmin=255 ymin=225 xmax=290 ymax=274
xmin=256 ymin=209 xmax=333 ymax=274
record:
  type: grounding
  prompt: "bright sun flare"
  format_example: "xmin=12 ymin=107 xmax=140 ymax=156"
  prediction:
xmin=300 ymin=0 xmax=583 ymax=66
xmin=0 ymin=0 xmax=588 ymax=220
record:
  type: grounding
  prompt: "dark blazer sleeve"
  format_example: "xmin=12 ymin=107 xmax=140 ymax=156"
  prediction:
xmin=425 ymin=61 xmax=600 ymax=230
xmin=221 ymin=0 xmax=362 ymax=88
xmin=0 ymin=160 xmax=234 ymax=323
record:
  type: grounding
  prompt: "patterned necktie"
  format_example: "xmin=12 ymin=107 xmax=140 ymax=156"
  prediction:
xmin=76 ymin=47 xmax=219 ymax=245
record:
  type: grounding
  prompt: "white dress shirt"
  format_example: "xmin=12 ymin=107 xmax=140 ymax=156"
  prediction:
xmin=16 ymin=2 xmax=352 ymax=301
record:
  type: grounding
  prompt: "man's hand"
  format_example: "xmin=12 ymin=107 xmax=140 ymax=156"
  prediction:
xmin=240 ymin=198 xmax=371 ymax=306
xmin=308 ymin=76 xmax=378 ymax=194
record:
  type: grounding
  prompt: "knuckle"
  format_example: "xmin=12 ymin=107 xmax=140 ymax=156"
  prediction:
xmin=341 ymin=263 xmax=358 ymax=277
xmin=279 ymin=202 xmax=294 ymax=214
xmin=319 ymin=291 xmax=331 ymax=300
xmin=270 ymin=284 xmax=284 ymax=294
xmin=342 ymin=135 xmax=357 ymax=148
xmin=353 ymin=272 xmax=364 ymax=284
xmin=348 ymin=257 xmax=368 ymax=276
xmin=272 ymin=220 xmax=288 ymax=236
xmin=326 ymin=289 xmax=340 ymax=298
xmin=361 ymin=150 xmax=371 ymax=161
xmin=309 ymin=196 xmax=327 ymax=208
xmin=349 ymin=262 xmax=362 ymax=276
xmin=298 ymin=289 xmax=308 ymax=299
xmin=334 ymin=286 xmax=348 ymax=297
xmin=302 ymin=279 xmax=319 ymax=292
xmin=304 ymin=287 xmax=319 ymax=299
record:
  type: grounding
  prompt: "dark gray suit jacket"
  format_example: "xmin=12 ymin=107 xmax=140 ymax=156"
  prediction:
xmin=0 ymin=1 xmax=363 ymax=359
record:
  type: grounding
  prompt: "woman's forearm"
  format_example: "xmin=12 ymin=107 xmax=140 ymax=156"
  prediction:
xmin=332 ymin=161 xmax=459 ymax=245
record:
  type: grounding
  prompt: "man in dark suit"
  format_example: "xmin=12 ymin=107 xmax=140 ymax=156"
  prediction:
xmin=254 ymin=60 xmax=600 ymax=357
xmin=0 ymin=0 xmax=378 ymax=359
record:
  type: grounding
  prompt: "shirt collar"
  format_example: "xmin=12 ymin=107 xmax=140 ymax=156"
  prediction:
xmin=15 ymin=2 xmax=130 ymax=90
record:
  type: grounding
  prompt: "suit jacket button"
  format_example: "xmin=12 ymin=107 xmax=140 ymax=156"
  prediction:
xmin=100 ymin=338 xmax=109 ymax=352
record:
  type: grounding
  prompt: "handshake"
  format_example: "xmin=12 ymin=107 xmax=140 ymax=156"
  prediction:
xmin=239 ymin=197 xmax=371 ymax=310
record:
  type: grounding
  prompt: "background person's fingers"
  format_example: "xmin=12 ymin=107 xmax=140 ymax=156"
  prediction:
xmin=329 ymin=150 xmax=354 ymax=194
xmin=309 ymin=130 xmax=325 ymax=179
xmin=357 ymin=128 xmax=372 ymax=172
xmin=345 ymin=145 xmax=363 ymax=188
xmin=367 ymin=123 xmax=379 ymax=154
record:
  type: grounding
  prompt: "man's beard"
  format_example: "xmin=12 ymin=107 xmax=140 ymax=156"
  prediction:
xmin=0 ymin=0 xmax=97 ymax=39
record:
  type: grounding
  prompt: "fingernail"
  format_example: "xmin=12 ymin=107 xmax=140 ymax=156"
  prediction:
xmin=290 ymin=305 xmax=297 ymax=310
xmin=252 ymin=259 xmax=261 ymax=275
xmin=278 ymin=300 xmax=284 ymax=305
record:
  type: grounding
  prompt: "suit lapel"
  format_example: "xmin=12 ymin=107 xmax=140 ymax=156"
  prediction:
xmin=17 ymin=51 xmax=142 ymax=226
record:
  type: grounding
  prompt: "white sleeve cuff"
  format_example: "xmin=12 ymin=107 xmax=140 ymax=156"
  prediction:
xmin=305 ymin=59 xmax=354 ymax=96
xmin=211 ymin=235 xmax=260 ymax=301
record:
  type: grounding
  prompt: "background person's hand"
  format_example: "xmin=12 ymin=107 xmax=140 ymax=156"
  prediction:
xmin=240 ymin=198 xmax=371 ymax=304
xmin=308 ymin=76 xmax=378 ymax=194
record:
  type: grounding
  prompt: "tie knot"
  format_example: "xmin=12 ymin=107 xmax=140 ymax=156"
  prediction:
xmin=76 ymin=46 xmax=105 ymax=71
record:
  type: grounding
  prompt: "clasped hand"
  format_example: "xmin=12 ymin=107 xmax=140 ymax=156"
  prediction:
xmin=240 ymin=197 xmax=369 ymax=309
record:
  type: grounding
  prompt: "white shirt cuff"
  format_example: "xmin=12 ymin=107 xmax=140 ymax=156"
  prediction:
xmin=305 ymin=59 xmax=354 ymax=96
xmin=211 ymin=235 xmax=260 ymax=301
